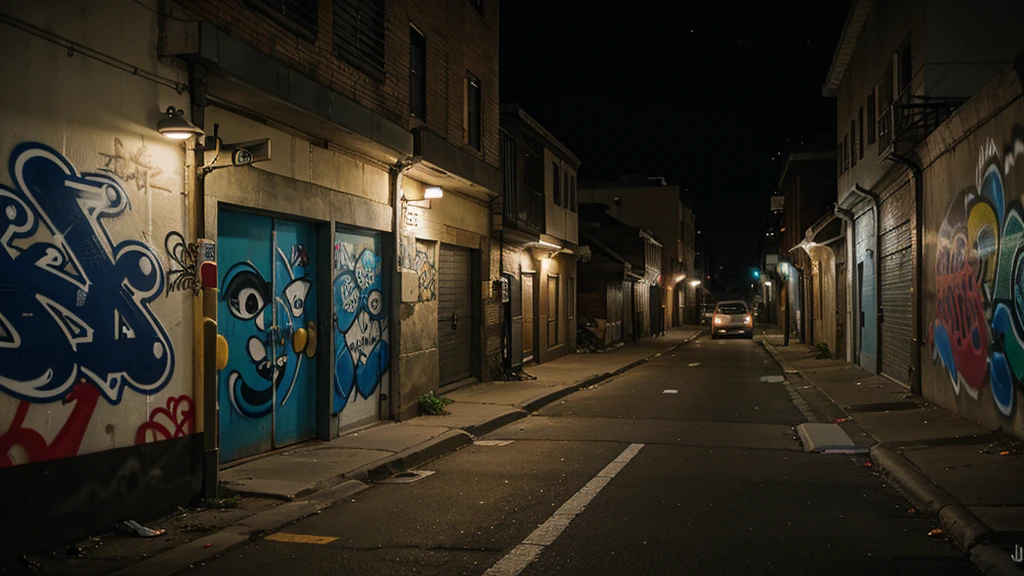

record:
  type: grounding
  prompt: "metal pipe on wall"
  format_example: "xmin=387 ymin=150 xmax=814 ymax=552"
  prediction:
xmin=389 ymin=156 xmax=421 ymax=420
xmin=852 ymin=185 xmax=881 ymax=374
xmin=834 ymin=206 xmax=855 ymax=363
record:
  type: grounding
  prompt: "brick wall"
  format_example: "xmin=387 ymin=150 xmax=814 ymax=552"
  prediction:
xmin=173 ymin=0 xmax=500 ymax=169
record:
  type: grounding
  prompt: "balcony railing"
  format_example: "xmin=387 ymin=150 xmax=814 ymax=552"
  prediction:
xmin=878 ymin=87 xmax=967 ymax=152
xmin=503 ymin=181 xmax=545 ymax=235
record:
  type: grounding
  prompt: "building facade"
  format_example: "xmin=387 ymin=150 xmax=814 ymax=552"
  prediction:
xmin=578 ymin=177 xmax=686 ymax=334
xmin=825 ymin=0 xmax=1024 ymax=386
xmin=0 ymin=0 xmax=500 ymax=555
xmin=499 ymin=105 xmax=580 ymax=368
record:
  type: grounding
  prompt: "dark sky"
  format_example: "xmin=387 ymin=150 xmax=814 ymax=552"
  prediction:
xmin=499 ymin=1 xmax=851 ymax=278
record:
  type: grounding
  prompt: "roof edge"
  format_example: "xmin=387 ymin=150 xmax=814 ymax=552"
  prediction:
xmin=823 ymin=0 xmax=874 ymax=94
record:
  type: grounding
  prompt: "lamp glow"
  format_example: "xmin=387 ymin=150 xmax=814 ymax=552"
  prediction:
xmin=157 ymin=106 xmax=204 ymax=140
xmin=689 ymin=280 xmax=701 ymax=287
xmin=538 ymin=240 xmax=562 ymax=250
xmin=764 ymin=281 xmax=772 ymax=287
xmin=425 ymin=186 xmax=443 ymax=199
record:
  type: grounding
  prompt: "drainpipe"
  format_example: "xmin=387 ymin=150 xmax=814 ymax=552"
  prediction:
xmin=852 ymin=184 xmax=881 ymax=374
xmin=388 ymin=156 xmax=421 ymax=421
xmin=891 ymin=153 xmax=924 ymax=396
xmin=185 ymin=63 xmax=219 ymax=500
xmin=834 ymin=205 xmax=855 ymax=363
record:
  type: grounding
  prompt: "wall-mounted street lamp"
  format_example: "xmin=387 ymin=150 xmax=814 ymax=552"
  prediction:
xmin=689 ymin=280 xmax=702 ymax=287
xmin=157 ymin=106 xmax=204 ymax=140
xmin=764 ymin=281 xmax=773 ymax=287
xmin=675 ymin=274 xmax=686 ymax=283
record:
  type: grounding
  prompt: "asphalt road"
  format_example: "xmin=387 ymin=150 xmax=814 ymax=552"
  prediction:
xmin=188 ymin=336 xmax=977 ymax=576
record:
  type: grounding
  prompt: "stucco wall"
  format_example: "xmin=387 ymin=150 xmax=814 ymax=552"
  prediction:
xmin=0 ymin=0 xmax=195 ymax=467
xmin=918 ymin=63 xmax=1024 ymax=439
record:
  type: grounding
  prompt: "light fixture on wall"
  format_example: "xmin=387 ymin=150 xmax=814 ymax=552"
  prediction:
xmin=764 ymin=281 xmax=773 ymax=287
xmin=675 ymin=274 xmax=686 ymax=283
xmin=689 ymin=280 xmax=702 ymax=287
xmin=425 ymin=186 xmax=443 ymax=199
xmin=404 ymin=186 xmax=444 ymax=201
xmin=157 ymin=106 xmax=204 ymax=140
xmin=537 ymin=240 xmax=561 ymax=250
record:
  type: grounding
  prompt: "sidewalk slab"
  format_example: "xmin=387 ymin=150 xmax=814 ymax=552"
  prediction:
xmin=795 ymin=423 xmax=857 ymax=452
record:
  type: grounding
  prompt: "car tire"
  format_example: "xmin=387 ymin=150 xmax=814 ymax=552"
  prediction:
xmin=711 ymin=333 xmax=719 ymax=340
xmin=745 ymin=331 xmax=754 ymax=340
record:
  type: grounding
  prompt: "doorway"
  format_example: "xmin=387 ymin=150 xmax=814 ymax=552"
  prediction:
xmin=217 ymin=210 xmax=318 ymax=463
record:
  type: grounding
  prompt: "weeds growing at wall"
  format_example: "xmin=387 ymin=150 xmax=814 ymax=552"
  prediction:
xmin=418 ymin=391 xmax=455 ymax=415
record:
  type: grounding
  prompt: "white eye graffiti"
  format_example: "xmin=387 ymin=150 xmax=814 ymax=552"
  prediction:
xmin=247 ymin=336 xmax=267 ymax=362
xmin=284 ymin=278 xmax=312 ymax=318
xmin=367 ymin=290 xmax=383 ymax=316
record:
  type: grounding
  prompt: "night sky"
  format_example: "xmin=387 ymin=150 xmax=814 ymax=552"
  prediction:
xmin=499 ymin=1 xmax=851 ymax=287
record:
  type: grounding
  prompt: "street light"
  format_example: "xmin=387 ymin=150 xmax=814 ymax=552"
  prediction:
xmin=689 ymin=280 xmax=701 ymax=287
xmin=764 ymin=281 xmax=772 ymax=287
xmin=157 ymin=106 xmax=204 ymax=140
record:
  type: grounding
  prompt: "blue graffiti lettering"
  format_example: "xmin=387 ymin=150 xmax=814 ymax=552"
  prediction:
xmin=0 ymin=143 xmax=174 ymax=404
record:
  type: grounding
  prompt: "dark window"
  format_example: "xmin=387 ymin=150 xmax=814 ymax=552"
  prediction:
xmin=867 ymin=89 xmax=877 ymax=144
xmin=897 ymin=35 xmax=912 ymax=94
xmin=569 ymin=174 xmax=577 ymax=212
xmin=466 ymin=73 xmax=481 ymax=150
xmin=334 ymin=0 xmax=385 ymax=75
xmin=469 ymin=0 xmax=483 ymax=15
xmin=843 ymin=134 xmax=849 ymax=171
xmin=858 ymin=107 xmax=865 ymax=159
xmin=551 ymin=161 xmax=561 ymax=206
xmin=850 ymin=119 xmax=857 ymax=167
xmin=562 ymin=171 xmax=569 ymax=208
xmin=837 ymin=140 xmax=843 ymax=175
xmin=409 ymin=27 xmax=426 ymax=119
xmin=258 ymin=0 xmax=319 ymax=35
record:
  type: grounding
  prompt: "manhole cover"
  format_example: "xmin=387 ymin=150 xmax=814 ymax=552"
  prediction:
xmin=378 ymin=470 xmax=435 ymax=484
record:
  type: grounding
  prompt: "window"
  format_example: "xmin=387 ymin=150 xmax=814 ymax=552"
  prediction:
xmin=849 ymin=119 xmax=857 ymax=167
xmin=843 ymin=134 xmax=849 ymax=172
xmin=465 ymin=73 xmax=482 ymax=150
xmin=551 ymin=161 xmax=561 ymax=206
xmin=569 ymin=174 xmax=577 ymax=212
xmin=837 ymin=140 xmax=843 ymax=175
xmin=562 ymin=171 xmax=570 ymax=208
xmin=409 ymin=27 xmax=426 ymax=119
xmin=258 ymin=0 xmax=319 ymax=35
xmin=548 ymin=275 xmax=560 ymax=345
xmin=858 ymin=107 xmax=865 ymax=159
xmin=334 ymin=0 xmax=385 ymax=75
xmin=867 ymin=89 xmax=876 ymax=144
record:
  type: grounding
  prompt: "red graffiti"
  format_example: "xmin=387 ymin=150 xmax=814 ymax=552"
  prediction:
xmin=135 ymin=394 xmax=194 ymax=444
xmin=935 ymin=230 xmax=988 ymax=390
xmin=0 ymin=381 xmax=101 ymax=468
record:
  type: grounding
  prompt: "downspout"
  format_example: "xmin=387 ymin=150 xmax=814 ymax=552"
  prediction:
xmin=389 ymin=156 xmax=420 ymax=420
xmin=852 ymin=184 xmax=881 ymax=374
xmin=834 ymin=206 xmax=855 ymax=363
xmin=892 ymin=153 xmax=924 ymax=396
xmin=187 ymin=63 xmax=219 ymax=500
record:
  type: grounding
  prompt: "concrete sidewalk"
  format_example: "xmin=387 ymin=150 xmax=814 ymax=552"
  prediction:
xmin=19 ymin=327 xmax=703 ymax=576
xmin=760 ymin=330 xmax=1024 ymax=576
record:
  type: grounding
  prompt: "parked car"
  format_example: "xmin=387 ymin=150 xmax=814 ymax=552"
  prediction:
xmin=711 ymin=300 xmax=753 ymax=339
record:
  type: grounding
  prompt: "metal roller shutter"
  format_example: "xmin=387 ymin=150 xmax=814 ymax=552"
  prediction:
xmin=879 ymin=186 xmax=914 ymax=385
xmin=438 ymin=244 xmax=473 ymax=385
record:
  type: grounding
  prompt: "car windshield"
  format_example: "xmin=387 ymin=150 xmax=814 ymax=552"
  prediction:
xmin=717 ymin=304 xmax=747 ymax=314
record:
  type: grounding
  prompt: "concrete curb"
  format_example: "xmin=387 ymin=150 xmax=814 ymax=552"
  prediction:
xmin=761 ymin=336 xmax=1022 ymax=575
xmin=870 ymin=444 xmax=1023 ymax=575
xmin=759 ymin=336 xmax=799 ymax=374
xmin=112 ymin=330 xmax=706 ymax=576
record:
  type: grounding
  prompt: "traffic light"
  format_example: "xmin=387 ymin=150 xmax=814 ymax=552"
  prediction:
xmin=753 ymin=269 xmax=760 ymax=279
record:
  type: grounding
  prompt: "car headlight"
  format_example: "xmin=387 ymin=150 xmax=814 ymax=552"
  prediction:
xmin=743 ymin=315 xmax=752 ymax=324
xmin=714 ymin=316 xmax=723 ymax=325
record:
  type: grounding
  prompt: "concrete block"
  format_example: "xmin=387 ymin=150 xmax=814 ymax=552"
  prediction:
xmin=796 ymin=423 xmax=856 ymax=452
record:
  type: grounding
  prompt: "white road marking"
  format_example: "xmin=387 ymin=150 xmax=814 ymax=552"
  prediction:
xmin=662 ymin=389 xmax=679 ymax=394
xmin=688 ymin=362 xmax=701 ymax=367
xmin=482 ymin=443 xmax=645 ymax=576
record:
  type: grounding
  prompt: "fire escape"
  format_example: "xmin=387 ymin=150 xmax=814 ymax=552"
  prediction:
xmin=878 ymin=86 xmax=968 ymax=155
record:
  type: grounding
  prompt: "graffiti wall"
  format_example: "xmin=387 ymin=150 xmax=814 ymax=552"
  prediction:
xmin=0 ymin=141 xmax=192 ymax=467
xmin=923 ymin=83 xmax=1024 ymax=436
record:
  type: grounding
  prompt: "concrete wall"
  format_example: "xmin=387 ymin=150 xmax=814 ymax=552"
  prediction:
xmin=917 ymin=62 xmax=1024 ymax=439
xmin=544 ymin=149 xmax=578 ymax=245
xmin=0 ymin=0 xmax=199 ymax=553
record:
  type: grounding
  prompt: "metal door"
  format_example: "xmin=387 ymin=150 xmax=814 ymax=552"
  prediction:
xmin=217 ymin=210 xmax=318 ymax=463
xmin=333 ymin=228 xmax=388 ymax=429
xmin=438 ymin=244 xmax=473 ymax=385
xmin=880 ymin=222 xmax=913 ymax=384
xmin=856 ymin=211 xmax=877 ymax=373
xmin=522 ymin=272 xmax=535 ymax=362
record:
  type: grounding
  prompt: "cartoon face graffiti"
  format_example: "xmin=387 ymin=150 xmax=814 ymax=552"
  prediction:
xmin=333 ymin=243 xmax=389 ymax=412
xmin=0 ymin=143 xmax=174 ymax=405
xmin=221 ymin=248 xmax=312 ymax=419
